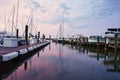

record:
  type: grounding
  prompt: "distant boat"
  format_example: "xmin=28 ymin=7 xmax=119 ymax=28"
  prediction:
xmin=53 ymin=21 xmax=64 ymax=43
xmin=88 ymin=35 xmax=105 ymax=44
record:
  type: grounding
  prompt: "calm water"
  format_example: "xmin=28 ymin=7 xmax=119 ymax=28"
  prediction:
xmin=3 ymin=42 xmax=120 ymax=80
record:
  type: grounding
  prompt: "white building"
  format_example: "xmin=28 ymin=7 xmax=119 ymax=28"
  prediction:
xmin=105 ymin=28 xmax=120 ymax=46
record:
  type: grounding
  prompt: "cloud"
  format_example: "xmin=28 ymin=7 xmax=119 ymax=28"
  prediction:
xmin=0 ymin=0 xmax=120 ymax=37
xmin=60 ymin=3 xmax=71 ymax=11
xmin=89 ymin=0 xmax=120 ymax=18
xmin=26 ymin=0 xmax=46 ymax=13
xmin=71 ymin=25 xmax=89 ymax=30
xmin=59 ymin=3 xmax=71 ymax=15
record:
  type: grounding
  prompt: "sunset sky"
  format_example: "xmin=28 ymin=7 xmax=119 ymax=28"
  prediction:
xmin=0 ymin=0 xmax=120 ymax=38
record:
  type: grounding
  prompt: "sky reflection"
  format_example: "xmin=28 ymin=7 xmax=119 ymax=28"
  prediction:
xmin=4 ymin=43 xmax=120 ymax=80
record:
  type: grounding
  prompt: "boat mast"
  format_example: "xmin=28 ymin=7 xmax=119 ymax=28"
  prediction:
xmin=62 ymin=20 xmax=64 ymax=38
xmin=16 ymin=0 xmax=20 ymax=29
xmin=11 ymin=6 xmax=15 ymax=36
xmin=60 ymin=23 xmax=62 ymax=39
xmin=4 ymin=15 xmax=7 ymax=33
xmin=30 ymin=10 xmax=33 ymax=36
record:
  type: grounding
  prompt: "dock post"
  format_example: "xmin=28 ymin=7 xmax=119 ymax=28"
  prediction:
xmin=83 ymin=37 xmax=85 ymax=46
xmin=37 ymin=32 xmax=40 ymax=43
xmin=114 ymin=33 xmax=118 ymax=71
xmin=25 ymin=25 xmax=28 ymax=45
xmin=105 ymin=37 xmax=107 ymax=51
xmin=86 ymin=37 xmax=89 ymax=47
xmin=49 ymin=35 xmax=51 ymax=39
xmin=16 ymin=29 xmax=19 ymax=38
xmin=97 ymin=36 xmax=99 ymax=49
xmin=114 ymin=33 xmax=118 ymax=53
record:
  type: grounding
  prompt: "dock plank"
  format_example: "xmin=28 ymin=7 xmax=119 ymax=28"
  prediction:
xmin=0 ymin=43 xmax=45 ymax=56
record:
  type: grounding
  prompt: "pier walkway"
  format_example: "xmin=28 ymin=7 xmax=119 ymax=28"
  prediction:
xmin=0 ymin=42 xmax=50 ymax=62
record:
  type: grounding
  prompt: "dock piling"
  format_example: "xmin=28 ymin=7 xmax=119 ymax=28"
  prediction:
xmin=105 ymin=37 xmax=107 ymax=51
xmin=37 ymin=32 xmax=40 ymax=43
xmin=16 ymin=29 xmax=19 ymax=38
xmin=114 ymin=33 xmax=118 ymax=53
xmin=83 ymin=37 xmax=85 ymax=46
xmin=25 ymin=25 xmax=28 ymax=45
xmin=97 ymin=36 xmax=99 ymax=49
xmin=86 ymin=37 xmax=89 ymax=47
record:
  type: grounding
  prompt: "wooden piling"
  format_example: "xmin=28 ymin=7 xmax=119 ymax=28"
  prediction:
xmin=105 ymin=37 xmax=107 ymax=50
xmin=37 ymin=32 xmax=40 ymax=43
xmin=114 ymin=33 xmax=118 ymax=53
xmin=16 ymin=29 xmax=19 ymax=38
xmin=97 ymin=36 xmax=99 ymax=49
xmin=25 ymin=25 xmax=28 ymax=45
xmin=86 ymin=37 xmax=89 ymax=47
xmin=49 ymin=35 xmax=51 ymax=40
xmin=83 ymin=37 xmax=85 ymax=46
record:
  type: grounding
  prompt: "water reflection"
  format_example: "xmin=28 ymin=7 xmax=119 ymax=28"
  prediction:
xmin=58 ymin=44 xmax=65 ymax=78
xmin=24 ymin=61 xmax=27 ymax=71
xmin=42 ymin=47 xmax=45 ymax=52
xmin=104 ymin=52 xmax=120 ymax=73
xmin=69 ymin=44 xmax=88 ymax=54
xmin=49 ymin=43 xmax=51 ymax=50
xmin=1 ymin=42 xmax=120 ymax=80
xmin=37 ymin=52 xmax=39 ymax=57
xmin=69 ymin=44 xmax=120 ymax=73
xmin=97 ymin=49 xmax=100 ymax=61
xmin=0 ymin=47 xmax=43 ymax=80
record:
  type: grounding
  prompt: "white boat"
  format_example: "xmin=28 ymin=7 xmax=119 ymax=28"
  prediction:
xmin=88 ymin=36 xmax=105 ymax=43
xmin=88 ymin=38 xmax=97 ymax=43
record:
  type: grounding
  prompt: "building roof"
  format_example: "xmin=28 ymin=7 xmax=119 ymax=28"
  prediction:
xmin=108 ymin=28 xmax=120 ymax=32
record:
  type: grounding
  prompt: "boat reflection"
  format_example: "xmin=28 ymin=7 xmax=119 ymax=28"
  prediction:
xmin=67 ymin=43 xmax=120 ymax=73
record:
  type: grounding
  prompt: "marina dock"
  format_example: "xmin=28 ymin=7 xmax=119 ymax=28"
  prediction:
xmin=1 ymin=0 xmax=120 ymax=79
xmin=53 ymin=28 xmax=120 ymax=52
xmin=0 ymin=41 xmax=50 ymax=62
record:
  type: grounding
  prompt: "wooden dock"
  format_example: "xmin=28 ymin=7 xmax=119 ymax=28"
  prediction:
xmin=53 ymin=38 xmax=120 ymax=52
xmin=0 ymin=41 xmax=50 ymax=62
